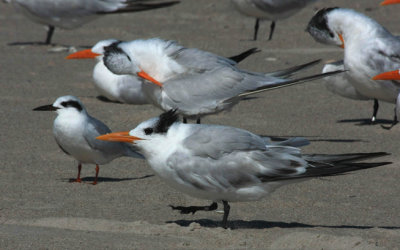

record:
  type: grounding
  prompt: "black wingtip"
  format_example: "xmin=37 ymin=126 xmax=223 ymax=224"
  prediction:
xmin=228 ymin=47 xmax=260 ymax=63
xmin=99 ymin=1 xmax=180 ymax=14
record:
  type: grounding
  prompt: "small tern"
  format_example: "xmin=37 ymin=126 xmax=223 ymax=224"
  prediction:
xmin=306 ymin=8 xmax=400 ymax=123
xmin=33 ymin=95 xmax=143 ymax=184
xmin=97 ymin=110 xmax=391 ymax=228
xmin=232 ymin=0 xmax=317 ymax=40
xmin=66 ymin=39 xmax=260 ymax=104
xmin=101 ymin=38 xmax=342 ymax=123
xmin=6 ymin=0 xmax=179 ymax=45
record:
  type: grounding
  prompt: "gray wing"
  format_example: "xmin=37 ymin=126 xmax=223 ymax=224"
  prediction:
xmin=166 ymin=127 xmax=307 ymax=191
xmin=253 ymin=0 xmax=315 ymax=12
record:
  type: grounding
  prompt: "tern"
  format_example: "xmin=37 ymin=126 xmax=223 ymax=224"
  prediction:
xmin=231 ymin=0 xmax=317 ymax=40
xmin=306 ymin=7 xmax=400 ymax=124
xmin=66 ymin=39 xmax=261 ymax=104
xmin=101 ymin=38 xmax=342 ymax=123
xmin=97 ymin=110 xmax=391 ymax=228
xmin=6 ymin=0 xmax=179 ymax=45
xmin=33 ymin=95 xmax=143 ymax=185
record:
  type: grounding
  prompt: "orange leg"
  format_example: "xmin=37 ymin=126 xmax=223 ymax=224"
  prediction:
xmin=92 ymin=165 xmax=100 ymax=185
xmin=70 ymin=163 xmax=82 ymax=183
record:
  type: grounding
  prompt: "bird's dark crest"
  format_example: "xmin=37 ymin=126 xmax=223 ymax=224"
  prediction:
xmin=61 ymin=100 xmax=83 ymax=111
xmin=103 ymin=41 xmax=123 ymax=56
xmin=154 ymin=109 xmax=179 ymax=133
xmin=307 ymin=7 xmax=339 ymax=37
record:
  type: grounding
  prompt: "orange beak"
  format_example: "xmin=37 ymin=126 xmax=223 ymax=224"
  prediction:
xmin=338 ymin=33 xmax=345 ymax=49
xmin=380 ymin=0 xmax=400 ymax=5
xmin=137 ymin=70 xmax=163 ymax=87
xmin=66 ymin=49 xmax=102 ymax=59
xmin=372 ymin=70 xmax=400 ymax=80
xmin=96 ymin=131 xmax=143 ymax=143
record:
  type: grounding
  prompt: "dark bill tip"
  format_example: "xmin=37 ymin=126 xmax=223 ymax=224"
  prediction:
xmin=32 ymin=104 xmax=58 ymax=111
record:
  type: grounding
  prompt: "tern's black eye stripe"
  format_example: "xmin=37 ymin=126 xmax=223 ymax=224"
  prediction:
xmin=61 ymin=101 xmax=83 ymax=111
xmin=144 ymin=128 xmax=154 ymax=135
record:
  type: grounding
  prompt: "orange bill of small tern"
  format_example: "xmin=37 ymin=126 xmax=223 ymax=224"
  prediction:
xmin=96 ymin=131 xmax=143 ymax=143
xmin=66 ymin=49 xmax=102 ymax=59
xmin=338 ymin=33 xmax=345 ymax=49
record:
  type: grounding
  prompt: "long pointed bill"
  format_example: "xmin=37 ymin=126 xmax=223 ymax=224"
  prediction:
xmin=372 ymin=70 xmax=400 ymax=80
xmin=33 ymin=104 xmax=58 ymax=111
xmin=137 ymin=70 xmax=163 ymax=87
xmin=380 ymin=0 xmax=400 ymax=6
xmin=66 ymin=49 xmax=101 ymax=59
xmin=96 ymin=131 xmax=143 ymax=143
xmin=338 ymin=33 xmax=345 ymax=49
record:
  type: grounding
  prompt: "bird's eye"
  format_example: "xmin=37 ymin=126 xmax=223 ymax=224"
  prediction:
xmin=144 ymin=128 xmax=153 ymax=135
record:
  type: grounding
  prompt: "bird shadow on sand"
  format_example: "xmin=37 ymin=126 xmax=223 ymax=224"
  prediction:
xmin=167 ymin=219 xmax=400 ymax=230
xmin=260 ymin=135 xmax=367 ymax=143
xmin=96 ymin=96 xmax=124 ymax=104
xmin=61 ymin=174 xmax=154 ymax=184
xmin=337 ymin=118 xmax=393 ymax=126
xmin=8 ymin=41 xmax=92 ymax=49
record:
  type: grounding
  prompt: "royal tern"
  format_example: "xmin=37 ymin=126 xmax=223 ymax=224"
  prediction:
xmin=306 ymin=7 xmax=400 ymax=123
xmin=97 ymin=110 xmax=391 ymax=228
xmin=101 ymin=38 xmax=342 ymax=123
xmin=33 ymin=95 xmax=143 ymax=185
xmin=232 ymin=0 xmax=317 ymax=40
xmin=66 ymin=39 xmax=260 ymax=104
xmin=6 ymin=0 xmax=179 ymax=45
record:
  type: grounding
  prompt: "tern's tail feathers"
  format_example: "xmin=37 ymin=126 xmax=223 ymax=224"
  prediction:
xmin=265 ymin=152 xmax=391 ymax=182
xmin=98 ymin=1 xmax=180 ymax=14
xmin=238 ymin=70 xmax=345 ymax=97
xmin=266 ymin=59 xmax=321 ymax=78
xmin=228 ymin=48 xmax=260 ymax=64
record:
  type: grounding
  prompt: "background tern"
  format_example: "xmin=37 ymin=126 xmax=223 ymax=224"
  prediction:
xmin=231 ymin=0 xmax=317 ymax=40
xmin=33 ymin=95 xmax=143 ymax=185
xmin=306 ymin=7 xmax=400 ymax=124
xmin=66 ymin=39 xmax=260 ymax=104
xmin=97 ymin=110 xmax=391 ymax=228
xmin=5 ymin=0 xmax=180 ymax=45
xmin=101 ymin=38 xmax=342 ymax=123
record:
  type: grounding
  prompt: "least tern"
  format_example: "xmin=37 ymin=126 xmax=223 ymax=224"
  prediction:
xmin=97 ymin=110 xmax=391 ymax=228
xmin=33 ymin=95 xmax=143 ymax=184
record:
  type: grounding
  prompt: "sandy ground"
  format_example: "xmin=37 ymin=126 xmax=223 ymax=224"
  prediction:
xmin=0 ymin=0 xmax=400 ymax=249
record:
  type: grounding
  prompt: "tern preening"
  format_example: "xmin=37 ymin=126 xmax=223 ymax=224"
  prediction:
xmin=97 ymin=110 xmax=391 ymax=228
xmin=66 ymin=39 xmax=260 ymax=104
xmin=306 ymin=7 xmax=400 ymax=124
xmin=6 ymin=0 xmax=180 ymax=45
xmin=33 ymin=95 xmax=143 ymax=185
xmin=231 ymin=0 xmax=317 ymax=40
xmin=101 ymin=38 xmax=342 ymax=123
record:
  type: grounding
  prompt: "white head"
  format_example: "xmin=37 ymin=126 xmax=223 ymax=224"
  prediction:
xmin=33 ymin=95 xmax=87 ymax=116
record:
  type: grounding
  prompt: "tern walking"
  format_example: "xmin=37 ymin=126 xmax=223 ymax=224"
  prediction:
xmin=97 ymin=110 xmax=390 ymax=228
xmin=33 ymin=95 xmax=143 ymax=184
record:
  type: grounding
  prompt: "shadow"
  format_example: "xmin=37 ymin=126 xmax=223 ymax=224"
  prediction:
xmin=337 ymin=118 xmax=393 ymax=126
xmin=8 ymin=42 xmax=92 ymax=49
xmin=167 ymin=219 xmax=400 ymax=230
xmin=260 ymin=135 xmax=366 ymax=143
xmin=240 ymin=96 xmax=259 ymax=101
xmin=96 ymin=96 xmax=123 ymax=104
xmin=61 ymin=174 xmax=154 ymax=183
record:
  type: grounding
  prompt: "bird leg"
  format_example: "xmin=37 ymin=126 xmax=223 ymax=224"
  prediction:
xmin=268 ymin=21 xmax=276 ymax=41
xmin=45 ymin=25 xmax=55 ymax=45
xmin=169 ymin=202 xmax=217 ymax=214
xmin=381 ymin=105 xmax=398 ymax=130
xmin=92 ymin=165 xmax=100 ymax=185
xmin=196 ymin=118 xmax=201 ymax=124
xmin=70 ymin=163 xmax=82 ymax=183
xmin=253 ymin=18 xmax=260 ymax=41
xmin=221 ymin=200 xmax=230 ymax=229
xmin=183 ymin=117 xmax=187 ymax=124
xmin=371 ymin=99 xmax=379 ymax=123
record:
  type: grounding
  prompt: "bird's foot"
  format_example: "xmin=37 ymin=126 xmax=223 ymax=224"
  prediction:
xmin=69 ymin=178 xmax=81 ymax=183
